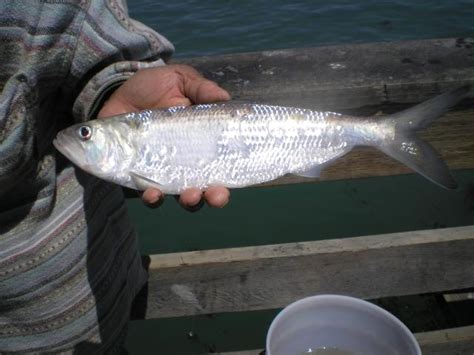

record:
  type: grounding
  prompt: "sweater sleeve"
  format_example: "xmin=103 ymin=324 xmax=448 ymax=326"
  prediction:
xmin=70 ymin=0 xmax=174 ymax=121
xmin=0 ymin=0 xmax=173 ymax=198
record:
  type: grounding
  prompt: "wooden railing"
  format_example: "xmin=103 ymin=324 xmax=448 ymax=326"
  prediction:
xmin=135 ymin=38 xmax=474 ymax=354
xmin=145 ymin=226 xmax=474 ymax=319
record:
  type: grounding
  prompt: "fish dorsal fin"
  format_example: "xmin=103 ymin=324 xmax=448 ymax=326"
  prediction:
xmin=130 ymin=171 xmax=163 ymax=191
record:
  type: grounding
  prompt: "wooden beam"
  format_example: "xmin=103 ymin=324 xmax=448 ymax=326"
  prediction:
xmin=178 ymin=38 xmax=474 ymax=109
xmin=416 ymin=325 xmax=474 ymax=355
xmin=144 ymin=226 xmax=474 ymax=319
xmin=210 ymin=325 xmax=474 ymax=355
xmin=443 ymin=291 xmax=474 ymax=303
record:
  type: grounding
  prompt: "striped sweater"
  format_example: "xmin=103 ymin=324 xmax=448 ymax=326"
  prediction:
xmin=0 ymin=0 xmax=174 ymax=353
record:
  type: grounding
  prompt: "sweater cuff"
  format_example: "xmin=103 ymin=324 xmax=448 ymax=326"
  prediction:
xmin=73 ymin=58 xmax=167 ymax=122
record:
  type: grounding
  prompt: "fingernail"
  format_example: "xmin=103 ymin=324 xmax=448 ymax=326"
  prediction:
xmin=144 ymin=197 xmax=164 ymax=209
xmin=205 ymin=189 xmax=230 ymax=208
xmin=184 ymin=199 xmax=205 ymax=213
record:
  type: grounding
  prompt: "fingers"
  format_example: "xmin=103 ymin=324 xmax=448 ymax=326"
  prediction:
xmin=141 ymin=188 xmax=164 ymax=208
xmin=178 ymin=188 xmax=203 ymax=211
xmin=188 ymin=80 xmax=231 ymax=104
xmin=204 ymin=186 xmax=230 ymax=208
xmin=159 ymin=96 xmax=193 ymax=108
xmin=141 ymin=186 xmax=230 ymax=211
xmin=178 ymin=186 xmax=230 ymax=212
xmin=100 ymin=64 xmax=231 ymax=116
xmin=172 ymin=64 xmax=231 ymax=104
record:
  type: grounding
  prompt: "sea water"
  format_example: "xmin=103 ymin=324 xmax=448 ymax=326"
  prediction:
xmin=270 ymin=325 xmax=400 ymax=355
xmin=302 ymin=346 xmax=354 ymax=354
xmin=128 ymin=0 xmax=474 ymax=58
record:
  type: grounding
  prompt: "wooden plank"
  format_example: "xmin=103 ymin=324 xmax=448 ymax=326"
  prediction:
xmin=211 ymin=325 xmax=474 ymax=355
xmin=144 ymin=226 xmax=474 ymax=319
xmin=175 ymin=38 xmax=474 ymax=187
xmin=178 ymin=38 xmax=474 ymax=109
xmin=443 ymin=292 xmax=474 ymax=303
xmin=416 ymin=325 xmax=474 ymax=355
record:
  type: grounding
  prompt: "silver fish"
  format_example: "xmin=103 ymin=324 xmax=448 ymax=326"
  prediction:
xmin=53 ymin=87 xmax=470 ymax=194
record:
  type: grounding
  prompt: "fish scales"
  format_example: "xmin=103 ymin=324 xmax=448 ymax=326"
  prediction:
xmin=119 ymin=104 xmax=350 ymax=193
xmin=53 ymin=87 xmax=470 ymax=193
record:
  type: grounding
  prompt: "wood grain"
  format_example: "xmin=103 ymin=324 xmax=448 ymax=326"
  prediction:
xmin=144 ymin=225 xmax=474 ymax=319
xmin=416 ymin=325 xmax=474 ymax=355
xmin=178 ymin=38 xmax=474 ymax=109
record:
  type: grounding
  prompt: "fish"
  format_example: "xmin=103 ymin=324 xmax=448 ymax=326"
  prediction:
xmin=53 ymin=86 xmax=470 ymax=194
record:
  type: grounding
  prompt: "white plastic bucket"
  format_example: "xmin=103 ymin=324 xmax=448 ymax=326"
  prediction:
xmin=266 ymin=295 xmax=422 ymax=355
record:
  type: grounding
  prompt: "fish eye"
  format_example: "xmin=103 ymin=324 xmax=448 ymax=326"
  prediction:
xmin=78 ymin=125 xmax=92 ymax=140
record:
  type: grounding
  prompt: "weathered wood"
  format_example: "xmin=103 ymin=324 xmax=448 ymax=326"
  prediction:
xmin=145 ymin=226 xmax=474 ymax=319
xmin=178 ymin=38 xmax=474 ymax=109
xmin=211 ymin=325 xmax=474 ymax=355
xmin=176 ymin=38 xmax=474 ymax=187
xmin=443 ymin=291 xmax=474 ymax=303
xmin=416 ymin=325 xmax=474 ymax=355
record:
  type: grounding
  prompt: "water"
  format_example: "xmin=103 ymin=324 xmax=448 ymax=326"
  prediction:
xmin=128 ymin=0 xmax=474 ymax=58
xmin=302 ymin=347 xmax=353 ymax=354
xmin=269 ymin=325 xmax=400 ymax=355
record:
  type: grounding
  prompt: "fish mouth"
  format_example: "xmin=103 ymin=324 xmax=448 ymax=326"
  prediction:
xmin=53 ymin=132 xmax=99 ymax=176
xmin=53 ymin=132 xmax=85 ymax=167
xmin=53 ymin=133 xmax=73 ymax=160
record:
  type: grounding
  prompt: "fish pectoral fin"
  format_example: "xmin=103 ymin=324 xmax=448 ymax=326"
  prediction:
xmin=294 ymin=165 xmax=323 ymax=178
xmin=130 ymin=172 xmax=163 ymax=191
xmin=293 ymin=147 xmax=353 ymax=179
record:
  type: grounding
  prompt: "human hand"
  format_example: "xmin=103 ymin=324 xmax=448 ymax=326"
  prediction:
xmin=98 ymin=64 xmax=231 ymax=211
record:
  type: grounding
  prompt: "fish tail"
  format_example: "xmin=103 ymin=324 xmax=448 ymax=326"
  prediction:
xmin=376 ymin=86 xmax=471 ymax=189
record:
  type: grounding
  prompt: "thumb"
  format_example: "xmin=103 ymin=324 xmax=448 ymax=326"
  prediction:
xmin=161 ymin=96 xmax=193 ymax=107
xmin=186 ymin=80 xmax=231 ymax=104
xmin=173 ymin=65 xmax=231 ymax=104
